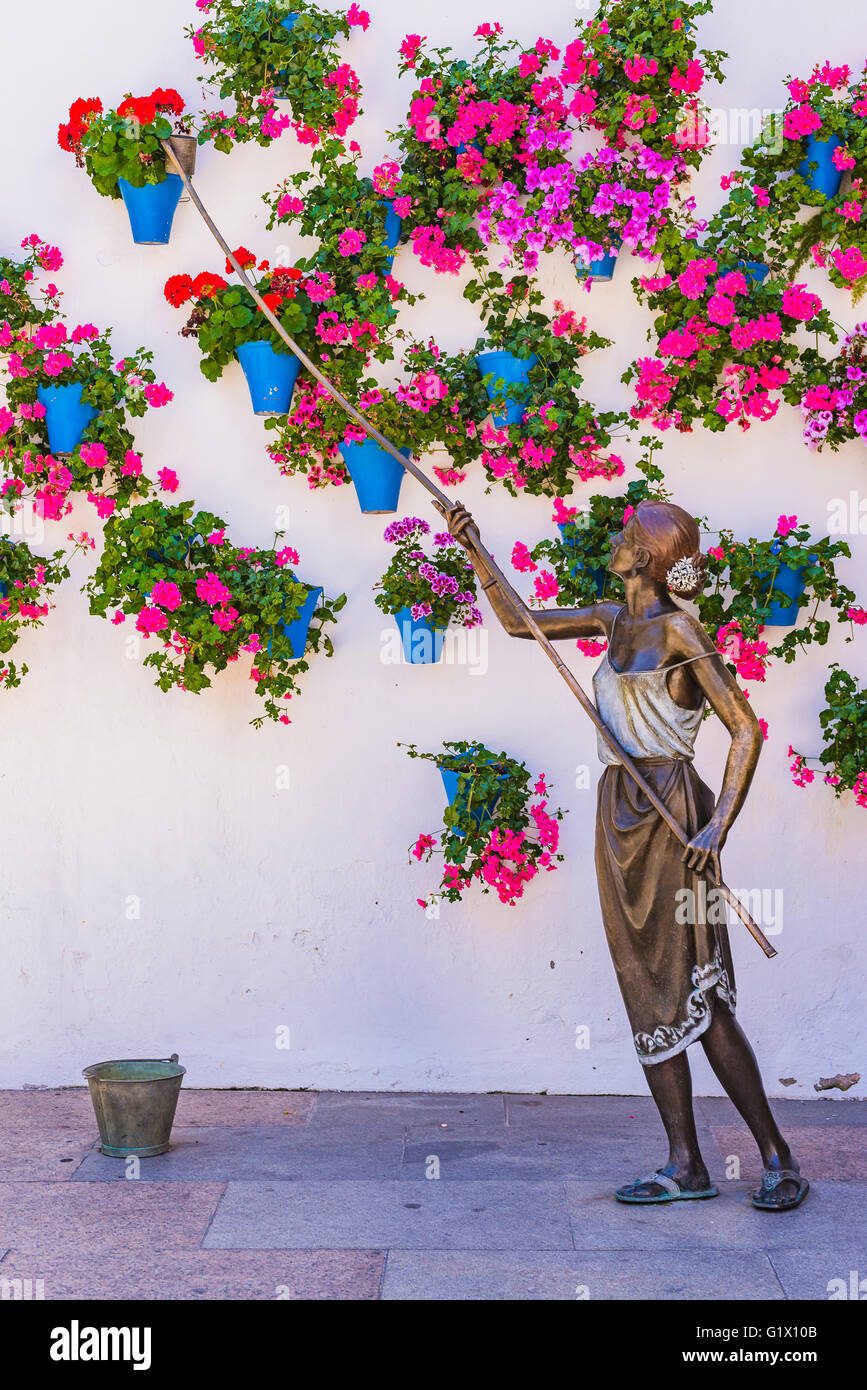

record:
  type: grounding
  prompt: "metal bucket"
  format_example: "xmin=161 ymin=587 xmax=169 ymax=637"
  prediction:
xmin=166 ymin=135 xmax=197 ymax=201
xmin=82 ymin=1055 xmax=185 ymax=1158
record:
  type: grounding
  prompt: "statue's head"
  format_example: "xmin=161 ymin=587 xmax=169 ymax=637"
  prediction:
xmin=610 ymin=499 xmax=707 ymax=599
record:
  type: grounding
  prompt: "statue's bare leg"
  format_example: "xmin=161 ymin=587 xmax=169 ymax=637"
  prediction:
xmin=617 ymin=1049 xmax=713 ymax=1199
xmin=699 ymin=1006 xmax=805 ymax=1207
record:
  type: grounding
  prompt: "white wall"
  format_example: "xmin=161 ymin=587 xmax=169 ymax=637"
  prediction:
xmin=0 ymin=0 xmax=864 ymax=1096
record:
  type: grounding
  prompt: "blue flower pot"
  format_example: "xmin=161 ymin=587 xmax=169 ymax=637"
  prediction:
xmin=236 ymin=340 xmax=301 ymax=415
xmin=475 ymin=350 xmax=538 ymax=427
xmin=438 ymin=750 xmax=510 ymax=834
xmin=269 ymin=583 xmax=322 ymax=658
xmin=36 ymin=382 xmax=99 ymax=455
xmin=147 ymin=530 xmax=203 ymax=566
xmin=576 ymin=237 xmax=622 ymax=282
xmin=455 ymin=139 xmax=484 ymax=155
xmin=756 ymin=563 xmax=808 ymax=626
xmin=741 ymin=260 xmax=770 ymax=286
xmin=798 ymin=134 xmax=843 ymax=198
xmin=394 ymin=607 xmax=446 ymax=664
xmin=0 ymin=538 xmax=15 ymax=598
xmin=378 ymin=199 xmax=403 ymax=270
xmin=380 ymin=200 xmax=402 ymax=250
xmin=338 ymin=440 xmax=410 ymax=513
xmin=556 ymin=523 xmax=607 ymax=594
xmin=117 ymin=174 xmax=184 ymax=245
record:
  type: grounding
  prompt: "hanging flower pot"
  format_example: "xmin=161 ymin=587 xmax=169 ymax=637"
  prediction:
xmin=269 ymin=583 xmax=323 ymax=658
xmin=720 ymin=258 xmax=771 ymax=288
xmin=118 ymin=174 xmax=184 ymax=245
xmin=273 ymin=12 xmax=300 ymax=96
xmin=338 ymin=439 xmax=410 ymax=513
xmin=394 ymin=606 xmax=446 ymax=664
xmin=740 ymin=260 xmax=770 ymax=287
xmin=755 ymin=561 xmax=813 ymax=626
xmin=405 ymin=739 xmax=566 ymax=907
xmin=574 ymin=237 xmax=622 ymax=283
xmin=437 ymin=748 xmax=510 ymax=833
xmin=146 ymin=530 xmax=203 ymax=566
xmin=555 ymin=523 xmax=608 ymax=595
xmin=0 ymin=537 xmax=14 ymax=598
xmin=236 ymin=340 xmax=302 ymax=415
xmin=379 ymin=199 xmax=403 ymax=270
xmin=475 ymin=350 xmax=538 ymax=427
xmin=166 ymin=134 xmax=197 ymax=202
xmin=35 ymin=382 xmax=99 ymax=455
xmin=798 ymin=133 xmax=843 ymax=199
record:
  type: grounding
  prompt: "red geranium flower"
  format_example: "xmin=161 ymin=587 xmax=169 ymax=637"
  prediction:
xmin=118 ymin=95 xmax=157 ymax=127
xmin=68 ymin=96 xmax=103 ymax=131
xmin=150 ymin=87 xmax=185 ymax=115
xmin=269 ymin=269 xmax=299 ymax=297
xmin=260 ymin=292 xmax=284 ymax=313
xmin=225 ymin=246 xmax=258 ymax=274
xmin=59 ymin=97 xmax=103 ymax=150
xmin=192 ymin=271 xmax=228 ymax=299
xmin=164 ymin=274 xmax=194 ymax=307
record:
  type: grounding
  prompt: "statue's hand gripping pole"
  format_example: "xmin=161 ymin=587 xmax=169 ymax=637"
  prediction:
xmin=161 ymin=140 xmax=777 ymax=960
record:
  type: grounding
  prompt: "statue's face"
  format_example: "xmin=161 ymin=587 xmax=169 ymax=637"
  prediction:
xmin=608 ymin=517 xmax=640 ymax=577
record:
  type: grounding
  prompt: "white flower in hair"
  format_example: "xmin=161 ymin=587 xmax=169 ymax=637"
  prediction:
xmin=666 ymin=555 xmax=702 ymax=594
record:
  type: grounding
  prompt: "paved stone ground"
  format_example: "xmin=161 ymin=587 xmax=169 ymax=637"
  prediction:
xmin=0 ymin=1090 xmax=864 ymax=1300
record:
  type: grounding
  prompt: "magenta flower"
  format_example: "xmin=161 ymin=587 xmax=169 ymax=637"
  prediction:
xmin=136 ymin=605 xmax=169 ymax=636
xmin=196 ymin=571 xmax=232 ymax=606
xmin=151 ymin=580 xmax=183 ymax=612
xmin=143 ymin=381 xmax=173 ymax=408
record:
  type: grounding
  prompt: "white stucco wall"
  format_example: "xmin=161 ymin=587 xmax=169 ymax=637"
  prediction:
xmin=0 ymin=0 xmax=864 ymax=1096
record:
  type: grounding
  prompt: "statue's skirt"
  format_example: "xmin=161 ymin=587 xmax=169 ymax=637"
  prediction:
xmin=595 ymin=757 xmax=737 ymax=1067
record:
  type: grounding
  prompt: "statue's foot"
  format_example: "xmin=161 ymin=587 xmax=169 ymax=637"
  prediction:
xmin=751 ymin=1166 xmax=809 ymax=1211
xmin=615 ymin=1162 xmax=718 ymax=1204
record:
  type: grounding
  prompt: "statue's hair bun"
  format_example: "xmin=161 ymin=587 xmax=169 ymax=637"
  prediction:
xmin=666 ymin=550 xmax=708 ymax=600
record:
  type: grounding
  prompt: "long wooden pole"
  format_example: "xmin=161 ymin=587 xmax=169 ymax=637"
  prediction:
xmin=161 ymin=140 xmax=776 ymax=959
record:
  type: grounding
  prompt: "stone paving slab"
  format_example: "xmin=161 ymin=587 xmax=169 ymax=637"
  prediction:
xmin=711 ymin=1125 xmax=867 ymax=1181
xmin=204 ymin=1180 xmax=573 ymax=1251
xmin=399 ymin=1135 xmax=705 ymax=1183
xmin=0 ymin=1181 xmax=225 ymax=1253
xmin=0 ymin=1130 xmax=97 ymax=1182
xmin=306 ymin=1091 xmax=506 ymax=1137
xmin=0 ymin=1090 xmax=94 ymax=1127
xmin=565 ymin=1179 xmax=867 ymax=1250
xmin=504 ymin=1094 xmax=668 ymax=1129
xmin=72 ymin=1127 xmax=404 ymax=1183
xmin=0 ymin=1249 xmax=383 ymax=1301
xmin=768 ymin=1251 xmax=867 ymax=1301
xmin=695 ymin=1096 xmax=866 ymax=1126
xmin=175 ymin=1091 xmax=316 ymax=1127
xmin=381 ymin=1248 xmax=786 ymax=1301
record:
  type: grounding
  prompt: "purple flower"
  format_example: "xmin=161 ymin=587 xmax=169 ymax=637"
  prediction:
xmin=383 ymin=516 xmax=430 ymax=544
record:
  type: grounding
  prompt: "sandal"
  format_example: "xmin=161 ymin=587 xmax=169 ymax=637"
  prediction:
xmin=751 ymin=1168 xmax=809 ymax=1211
xmin=615 ymin=1170 xmax=719 ymax=1204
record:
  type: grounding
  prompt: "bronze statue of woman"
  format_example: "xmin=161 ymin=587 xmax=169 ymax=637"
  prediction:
xmin=439 ymin=495 xmax=808 ymax=1211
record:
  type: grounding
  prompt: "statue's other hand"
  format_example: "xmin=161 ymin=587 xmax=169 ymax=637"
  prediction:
xmin=682 ymin=820 xmax=725 ymax=884
xmin=433 ymin=500 xmax=481 ymax=553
